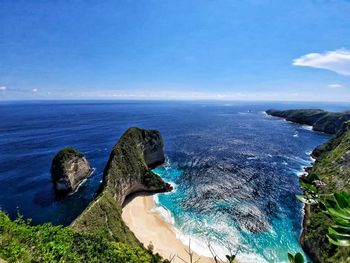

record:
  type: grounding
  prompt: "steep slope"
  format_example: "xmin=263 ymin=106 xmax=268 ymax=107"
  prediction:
xmin=71 ymin=127 xmax=172 ymax=245
xmin=266 ymin=109 xmax=350 ymax=134
xmin=300 ymin=122 xmax=350 ymax=263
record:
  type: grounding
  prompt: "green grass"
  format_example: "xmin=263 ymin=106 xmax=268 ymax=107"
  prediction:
xmin=0 ymin=209 xmax=164 ymax=263
xmin=71 ymin=191 xmax=139 ymax=246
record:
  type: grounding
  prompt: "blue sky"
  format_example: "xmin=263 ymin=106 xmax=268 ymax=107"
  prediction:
xmin=1 ymin=0 xmax=350 ymax=101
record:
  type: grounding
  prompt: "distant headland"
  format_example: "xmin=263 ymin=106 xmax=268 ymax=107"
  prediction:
xmin=266 ymin=109 xmax=350 ymax=134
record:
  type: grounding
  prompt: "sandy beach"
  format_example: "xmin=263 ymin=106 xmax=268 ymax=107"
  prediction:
xmin=122 ymin=194 xmax=215 ymax=263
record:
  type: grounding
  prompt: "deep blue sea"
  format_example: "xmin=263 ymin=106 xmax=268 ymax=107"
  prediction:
xmin=1 ymin=101 xmax=349 ymax=262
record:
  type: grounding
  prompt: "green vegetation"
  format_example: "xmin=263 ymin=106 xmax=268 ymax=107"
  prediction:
xmin=288 ymin=252 xmax=304 ymax=263
xmin=71 ymin=191 xmax=139 ymax=246
xmin=297 ymin=174 xmax=350 ymax=262
xmin=72 ymin=128 xmax=169 ymax=245
xmin=296 ymin=122 xmax=350 ymax=262
xmin=52 ymin=147 xmax=83 ymax=164
xmin=0 ymin=209 xmax=163 ymax=263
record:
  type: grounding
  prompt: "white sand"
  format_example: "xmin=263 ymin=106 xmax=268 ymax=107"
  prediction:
xmin=122 ymin=195 xmax=215 ymax=263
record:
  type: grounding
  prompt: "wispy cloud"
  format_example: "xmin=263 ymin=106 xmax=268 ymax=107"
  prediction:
xmin=328 ymin=83 xmax=344 ymax=88
xmin=293 ymin=49 xmax=350 ymax=76
xmin=0 ymin=86 xmax=7 ymax=91
xmin=32 ymin=88 xmax=38 ymax=92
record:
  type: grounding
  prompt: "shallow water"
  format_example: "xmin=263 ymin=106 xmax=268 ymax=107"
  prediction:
xmin=0 ymin=100 xmax=348 ymax=262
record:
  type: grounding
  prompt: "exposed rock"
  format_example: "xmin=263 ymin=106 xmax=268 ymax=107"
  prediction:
xmin=71 ymin=128 xmax=172 ymax=244
xmin=266 ymin=109 xmax=350 ymax=134
xmin=51 ymin=147 xmax=93 ymax=195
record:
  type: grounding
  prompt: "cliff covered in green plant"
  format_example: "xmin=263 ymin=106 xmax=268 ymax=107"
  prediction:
xmin=266 ymin=109 xmax=350 ymax=262
xmin=266 ymin=109 xmax=350 ymax=134
xmin=71 ymin=127 xmax=172 ymax=243
xmin=300 ymin=122 xmax=350 ymax=262
xmin=0 ymin=127 xmax=172 ymax=263
xmin=0 ymin=210 xmax=160 ymax=263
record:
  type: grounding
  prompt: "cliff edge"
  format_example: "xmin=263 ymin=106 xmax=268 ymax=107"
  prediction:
xmin=300 ymin=122 xmax=350 ymax=262
xmin=71 ymin=127 xmax=172 ymax=245
xmin=266 ymin=109 xmax=350 ymax=134
xmin=267 ymin=109 xmax=350 ymax=262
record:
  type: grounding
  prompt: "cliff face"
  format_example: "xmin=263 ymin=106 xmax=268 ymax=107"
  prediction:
xmin=300 ymin=122 xmax=350 ymax=262
xmin=51 ymin=147 xmax=93 ymax=194
xmin=71 ymin=128 xmax=171 ymax=245
xmin=266 ymin=109 xmax=350 ymax=134
xmin=267 ymin=109 xmax=350 ymax=262
xmin=102 ymin=128 xmax=170 ymax=205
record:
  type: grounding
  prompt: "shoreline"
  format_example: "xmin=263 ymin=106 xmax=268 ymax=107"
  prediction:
xmin=122 ymin=193 xmax=215 ymax=263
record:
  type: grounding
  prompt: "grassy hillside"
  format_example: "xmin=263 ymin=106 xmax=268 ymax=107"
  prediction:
xmin=0 ymin=209 xmax=163 ymax=263
xmin=301 ymin=123 xmax=350 ymax=262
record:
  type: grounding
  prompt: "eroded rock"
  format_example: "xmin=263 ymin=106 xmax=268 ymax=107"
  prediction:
xmin=51 ymin=147 xmax=92 ymax=195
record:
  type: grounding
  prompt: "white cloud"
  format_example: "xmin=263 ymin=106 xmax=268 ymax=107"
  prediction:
xmin=328 ymin=83 xmax=344 ymax=88
xmin=293 ymin=49 xmax=350 ymax=75
xmin=32 ymin=88 xmax=38 ymax=92
xmin=0 ymin=86 xmax=7 ymax=91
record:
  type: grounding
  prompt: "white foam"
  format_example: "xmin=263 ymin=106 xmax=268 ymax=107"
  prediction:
xmin=152 ymin=201 xmax=175 ymax=225
xmin=237 ymin=253 xmax=268 ymax=263
xmin=247 ymin=156 xmax=257 ymax=160
xmin=305 ymin=150 xmax=312 ymax=156
xmin=152 ymin=200 xmax=268 ymax=263
xmin=301 ymin=125 xmax=313 ymax=131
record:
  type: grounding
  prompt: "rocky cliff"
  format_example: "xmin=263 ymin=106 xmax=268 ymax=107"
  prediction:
xmin=267 ymin=109 xmax=350 ymax=262
xmin=300 ymin=122 xmax=350 ymax=262
xmin=266 ymin=109 xmax=350 ymax=134
xmin=51 ymin=147 xmax=93 ymax=195
xmin=71 ymin=128 xmax=172 ymax=245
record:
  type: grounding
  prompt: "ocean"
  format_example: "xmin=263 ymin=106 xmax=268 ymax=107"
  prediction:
xmin=0 ymin=100 xmax=349 ymax=262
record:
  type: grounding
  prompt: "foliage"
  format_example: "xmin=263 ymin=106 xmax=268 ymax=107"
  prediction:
xmin=320 ymin=192 xmax=350 ymax=247
xmin=71 ymin=191 xmax=140 ymax=246
xmin=287 ymin=252 xmax=304 ymax=263
xmin=297 ymin=174 xmax=350 ymax=248
xmin=0 ymin=209 xmax=164 ymax=263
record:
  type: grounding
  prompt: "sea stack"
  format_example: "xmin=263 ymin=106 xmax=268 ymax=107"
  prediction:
xmin=51 ymin=147 xmax=93 ymax=195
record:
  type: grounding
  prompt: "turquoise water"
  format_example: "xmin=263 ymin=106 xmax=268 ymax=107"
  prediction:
xmin=153 ymin=162 xmax=310 ymax=263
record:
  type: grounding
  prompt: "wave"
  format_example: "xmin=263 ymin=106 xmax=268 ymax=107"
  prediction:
xmin=301 ymin=125 xmax=313 ymax=131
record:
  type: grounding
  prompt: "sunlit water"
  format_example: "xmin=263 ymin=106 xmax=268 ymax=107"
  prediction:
xmin=1 ymin=101 xmax=348 ymax=262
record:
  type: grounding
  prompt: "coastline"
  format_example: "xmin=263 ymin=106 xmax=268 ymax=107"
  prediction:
xmin=122 ymin=194 xmax=215 ymax=263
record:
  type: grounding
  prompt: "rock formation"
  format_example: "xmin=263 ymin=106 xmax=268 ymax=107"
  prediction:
xmin=51 ymin=147 xmax=93 ymax=195
xmin=266 ymin=109 xmax=350 ymax=134
xmin=71 ymin=127 xmax=172 ymax=245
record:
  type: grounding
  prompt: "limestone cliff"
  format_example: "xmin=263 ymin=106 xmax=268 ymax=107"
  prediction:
xmin=51 ymin=147 xmax=93 ymax=195
xmin=71 ymin=128 xmax=172 ymax=245
xmin=266 ymin=109 xmax=350 ymax=134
